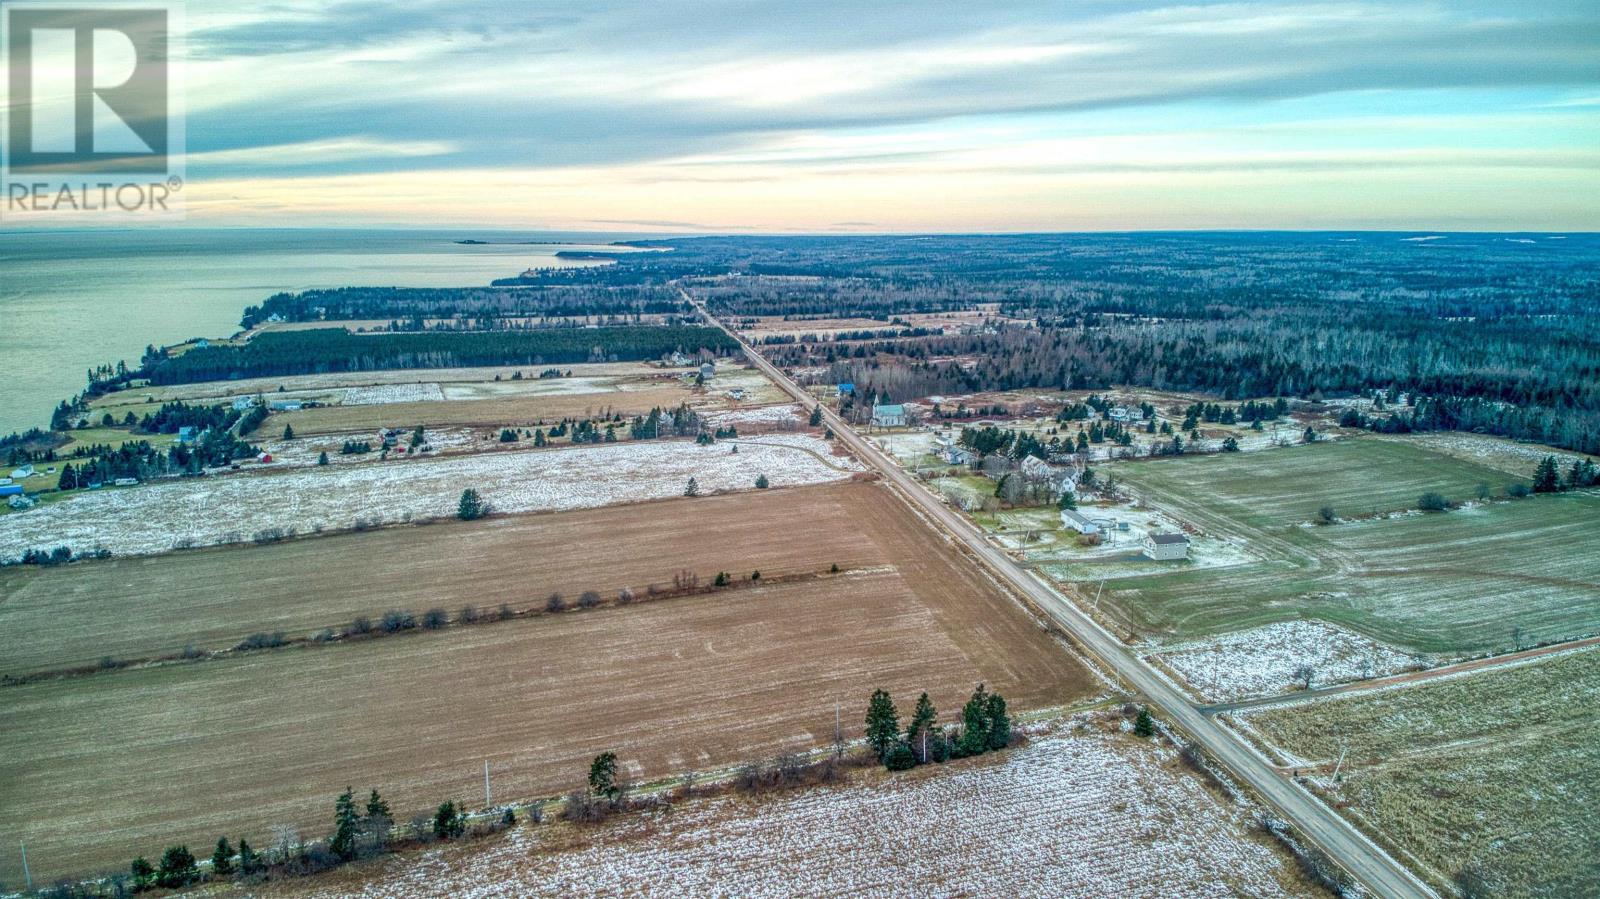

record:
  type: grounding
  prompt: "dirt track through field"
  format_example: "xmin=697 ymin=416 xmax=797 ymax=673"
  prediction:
xmin=0 ymin=482 xmax=1094 ymax=883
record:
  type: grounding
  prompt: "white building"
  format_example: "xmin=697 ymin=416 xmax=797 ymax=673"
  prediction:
xmin=871 ymin=404 xmax=907 ymax=428
xmin=1143 ymin=532 xmax=1190 ymax=561
xmin=1060 ymin=509 xmax=1100 ymax=535
xmin=1021 ymin=456 xmax=1078 ymax=494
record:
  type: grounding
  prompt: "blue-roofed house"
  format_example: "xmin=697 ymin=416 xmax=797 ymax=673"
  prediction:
xmin=176 ymin=426 xmax=197 ymax=444
xmin=837 ymin=382 xmax=855 ymax=396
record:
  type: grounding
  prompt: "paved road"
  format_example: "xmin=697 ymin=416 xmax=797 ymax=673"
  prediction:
xmin=686 ymin=290 xmax=1437 ymax=899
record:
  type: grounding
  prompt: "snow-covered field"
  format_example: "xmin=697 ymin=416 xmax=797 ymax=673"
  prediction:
xmin=705 ymin=403 xmax=805 ymax=429
xmin=0 ymin=437 xmax=861 ymax=560
xmin=343 ymin=383 xmax=446 ymax=405
xmin=291 ymin=724 xmax=1304 ymax=898
xmin=258 ymin=428 xmax=482 ymax=467
xmin=1149 ymin=620 xmax=1427 ymax=702
xmin=1386 ymin=431 xmax=1583 ymax=478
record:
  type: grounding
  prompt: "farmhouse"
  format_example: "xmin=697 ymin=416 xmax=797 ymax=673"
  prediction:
xmin=231 ymin=396 xmax=257 ymax=412
xmin=10 ymin=465 xmax=34 ymax=479
xmin=871 ymin=404 xmax=907 ymax=428
xmin=1021 ymin=456 xmax=1077 ymax=493
xmin=1143 ymin=532 xmax=1190 ymax=561
xmin=1060 ymin=509 xmax=1100 ymax=535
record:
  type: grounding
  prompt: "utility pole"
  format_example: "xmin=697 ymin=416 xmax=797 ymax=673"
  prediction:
xmin=483 ymin=761 xmax=492 ymax=808
xmin=20 ymin=842 xmax=31 ymax=891
xmin=1331 ymin=742 xmax=1349 ymax=782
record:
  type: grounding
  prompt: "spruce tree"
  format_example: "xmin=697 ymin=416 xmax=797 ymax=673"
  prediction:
xmin=331 ymin=787 xmax=359 ymax=861
xmin=366 ymin=788 xmax=391 ymax=820
xmin=433 ymin=801 xmax=465 ymax=839
xmin=985 ymin=692 xmax=1011 ymax=750
xmin=755 ymin=473 xmax=769 ymax=489
xmin=211 ymin=836 xmax=235 ymax=877
xmin=906 ymin=692 xmax=937 ymax=762
xmin=959 ymin=684 xmax=991 ymax=756
xmin=809 ymin=405 xmax=824 ymax=426
xmin=155 ymin=845 xmax=200 ymax=888
xmin=282 ymin=423 xmax=294 ymax=440
xmin=684 ymin=477 xmax=699 ymax=497
xmin=237 ymin=839 xmax=258 ymax=875
xmin=130 ymin=857 xmax=156 ymax=891
xmin=457 ymin=488 xmax=486 ymax=520
xmin=864 ymin=689 xmax=901 ymax=759
xmin=1134 ymin=706 xmax=1155 ymax=738
xmin=1533 ymin=456 xmax=1562 ymax=493
xmin=317 ymin=451 xmax=329 ymax=466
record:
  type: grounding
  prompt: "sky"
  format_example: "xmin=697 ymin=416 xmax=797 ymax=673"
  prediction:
xmin=16 ymin=0 xmax=1600 ymax=231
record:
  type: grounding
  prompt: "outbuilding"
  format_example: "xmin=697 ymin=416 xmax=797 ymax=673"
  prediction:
xmin=0 ymin=484 xmax=24 ymax=497
xmin=1144 ymin=532 xmax=1191 ymax=561
xmin=1060 ymin=509 xmax=1100 ymax=535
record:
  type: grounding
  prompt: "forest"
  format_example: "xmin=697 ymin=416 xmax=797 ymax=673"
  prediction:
xmin=240 ymin=285 xmax=687 ymax=329
xmin=538 ymin=233 xmax=1598 ymax=454
xmin=141 ymin=326 xmax=737 ymax=385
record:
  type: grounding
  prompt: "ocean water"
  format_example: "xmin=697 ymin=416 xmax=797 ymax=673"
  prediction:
xmin=0 ymin=228 xmax=637 ymax=434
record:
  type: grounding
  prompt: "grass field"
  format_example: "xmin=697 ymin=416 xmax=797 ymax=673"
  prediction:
xmin=0 ymin=482 xmax=1095 ymax=883
xmin=1237 ymin=647 xmax=1600 ymax=897
xmin=2 ymin=484 xmax=881 ymax=677
xmin=1091 ymin=438 xmax=1600 ymax=654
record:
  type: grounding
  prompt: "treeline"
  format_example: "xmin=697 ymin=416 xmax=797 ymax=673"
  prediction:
xmin=136 ymin=327 xmax=738 ymax=386
xmin=240 ymin=285 xmax=688 ymax=329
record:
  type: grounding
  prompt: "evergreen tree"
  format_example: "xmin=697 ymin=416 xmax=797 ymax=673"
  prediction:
xmin=432 ymin=801 xmax=465 ymax=839
xmin=1134 ymin=706 xmax=1155 ymax=738
xmin=317 ymin=451 xmax=329 ymax=466
xmin=457 ymin=488 xmax=486 ymax=520
xmin=331 ymin=787 xmax=359 ymax=861
xmin=809 ymin=405 xmax=823 ymax=426
xmin=959 ymin=684 xmax=991 ymax=756
xmin=211 ymin=836 xmax=235 ymax=877
xmin=1533 ymin=456 xmax=1562 ymax=493
xmin=130 ymin=856 xmax=156 ymax=891
xmin=366 ymin=788 xmax=391 ymax=820
xmin=155 ymin=845 xmax=200 ymax=888
xmin=588 ymin=751 xmax=620 ymax=800
xmin=1221 ymin=436 xmax=1240 ymax=452
xmin=684 ymin=477 xmax=699 ymax=497
xmin=237 ymin=839 xmax=258 ymax=876
xmin=282 ymin=423 xmax=294 ymax=440
xmin=1058 ymin=491 xmax=1077 ymax=511
xmin=906 ymin=692 xmax=937 ymax=762
xmin=864 ymin=689 xmax=901 ymax=759
xmin=985 ymin=692 xmax=1011 ymax=750
xmin=755 ymin=473 xmax=769 ymax=488
xmin=58 ymin=462 xmax=78 ymax=490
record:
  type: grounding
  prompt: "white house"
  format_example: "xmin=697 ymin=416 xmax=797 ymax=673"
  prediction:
xmin=871 ymin=404 xmax=907 ymax=428
xmin=942 ymin=445 xmax=976 ymax=466
xmin=1021 ymin=456 xmax=1078 ymax=493
xmin=9 ymin=464 xmax=34 ymax=479
xmin=1060 ymin=509 xmax=1100 ymax=535
xmin=1144 ymin=532 xmax=1190 ymax=561
xmin=231 ymin=396 xmax=257 ymax=411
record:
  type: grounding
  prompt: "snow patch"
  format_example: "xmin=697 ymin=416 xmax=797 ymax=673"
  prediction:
xmin=1150 ymin=620 xmax=1426 ymax=702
